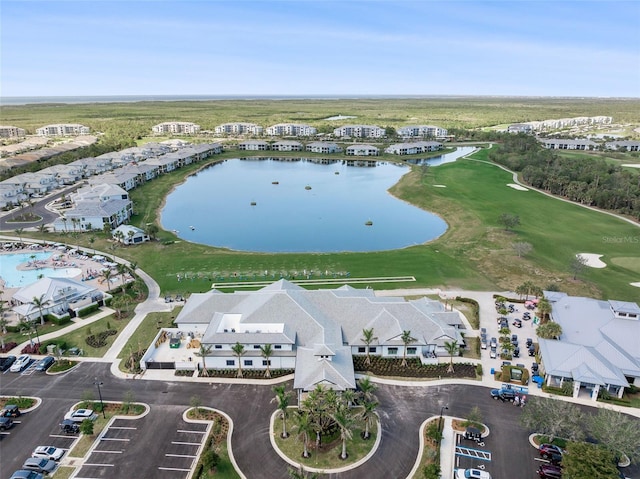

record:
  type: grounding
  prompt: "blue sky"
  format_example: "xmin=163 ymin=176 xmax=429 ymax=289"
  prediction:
xmin=2 ymin=1 xmax=639 ymax=97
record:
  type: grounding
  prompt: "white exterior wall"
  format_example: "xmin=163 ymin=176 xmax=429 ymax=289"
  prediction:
xmin=203 ymin=355 xmax=295 ymax=370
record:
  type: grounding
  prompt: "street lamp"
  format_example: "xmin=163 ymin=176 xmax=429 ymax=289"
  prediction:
xmin=439 ymin=405 xmax=449 ymax=431
xmin=94 ymin=377 xmax=106 ymax=418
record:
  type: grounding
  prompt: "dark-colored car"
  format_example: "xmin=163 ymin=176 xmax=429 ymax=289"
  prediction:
xmin=526 ymin=338 xmax=533 ymax=347
xmin=0 ymin=417 xmax=15 ymax=430
xmin=0 ymin=355 xmax=17 ymax=371
xmin=537 ymin=464 xmax=562 ymax=478
xmin=512 ymin=319 xmax=522 ymax=328
xmin=511 ymin=334 xmax=518 ymax=345
xmin=59 ymin=419 xmax=79 ymax=434
xmin=513 ymin=347 xmax=520 ymax=358
xmin=529 ymin=346 xmax=536 ymax=357
xmin=35 ymin=356 xmax=55 ymax=371
xmin=490 ymin=387 xmax=517 ymax=401
xmin=532 ymin=362 xmax=539 ymax=374
xmin=1 ymin=404 xmax=21 ymax=417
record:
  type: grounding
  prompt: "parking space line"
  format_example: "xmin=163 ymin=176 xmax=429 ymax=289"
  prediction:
xmin=171 ymin=441 xmax=202 ymax=446
xmin=92 ymin=450 xmax=124 ymax=454
xmin=109 ymin=426 xmax=137 ymax=430
xmin=165 ymin=453 xmax=197 ymax=458
xmin=177 ymin=429 xmax=206 ymax=434
xmin=158 ymin=467 xmax=192 ymax=472
xmin=100 ymin=437 xmax=130 ymax=441
xmin=0 ymin=432 xmax=11 ymax=435
xmin=50 ymin=434 xmax=78 ymax=438
xmin=455 ymin=446 xmax=492 ymax=461
xmin=83 ymin=463 xmax=115 ymax=467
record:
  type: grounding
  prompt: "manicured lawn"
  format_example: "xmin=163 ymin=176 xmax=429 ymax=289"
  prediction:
xmin=49 ymin=314 xmax=130 ymax=357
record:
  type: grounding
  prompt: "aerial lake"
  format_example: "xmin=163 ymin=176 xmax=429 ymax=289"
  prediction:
xmin=161 ymin=147 xmax=473 ymax=252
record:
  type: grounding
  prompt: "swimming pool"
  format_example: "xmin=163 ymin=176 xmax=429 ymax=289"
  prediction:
xmin=0 ymin=252 xmax=82 ymax=288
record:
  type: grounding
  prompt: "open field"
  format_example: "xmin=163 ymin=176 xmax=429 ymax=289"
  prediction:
xmin=2 ymin=97 xmax=639 ymax=134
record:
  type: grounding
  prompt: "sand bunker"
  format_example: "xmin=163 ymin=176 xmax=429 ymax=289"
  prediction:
xmin=631 ymin=282 xmax=640 ymax=288
xmin=507 ymin=183 xmax=529 ymax=191
xmin=577 ymin=253 xmax=607 ymax=268
xmin=433 ymin=185 xmax=447 ymax=188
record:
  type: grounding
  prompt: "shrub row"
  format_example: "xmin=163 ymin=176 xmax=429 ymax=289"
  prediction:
xmin=77 ymin=303 xmax=100 ymax=318
xmin=455 ymin=296 xmax=480 ymax=328
xmin=353 ymin=356 xmax=477 ymax=379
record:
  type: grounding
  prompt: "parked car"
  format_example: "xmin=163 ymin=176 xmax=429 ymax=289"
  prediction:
xmin=490 ymin=387 xmax=517 ymax=401
xmin=35 ymin=356 xmax=55 ymax=371
xmin=489 ymin=347 xmax=497 ymax=359
xmin=480 ymin=327 xmax=487 ymax=335
xmin=532 ymin=362 xmax=539 ymax=374
xmin=64 ymin=408 xmax=97 ymax=422
xmin=32 ymin=446 xmax=65 ymax=461
xmin=526 ymin=338 xmax=533 ymax=347
xmin=512 ymin=319 xmax=522 ymax=328
xmin=499 ymin=319 xmax=509 ymax=329
xmin=0 ymin=355 xmax=17 ymax=371
xmin=0 ymin=417 xmax=14 ymax=430
xmin=537 ymin=464 xmax=562 ymax=478
xmin=513 ymin=347 xmax=520 ymax=358
xmin=490 ymin=337 xmax=497 ymax=348
xmin=59 ymin=419 xmax=80 ymax=434
xmin=455 ymin=468 xmax=492 ymax=479
xmin=1 ymin=404 xmax=21 ymax=417
xmin=9 ymin=471 xmax=44 ymax=479
xmin=10 ymin=354 xmax=31 ymax=372
xmin=539 ymin=444 xmax=564 ymax=459
xmin=21 ymin=458 xmax=56 ymax=474
xmin=511 ymin=334 xmax=518 ymax=345
xmin=481 ymin=338 xmax=487 ymax=350
xmin=528 ymin=346 xmax=536 ymax=357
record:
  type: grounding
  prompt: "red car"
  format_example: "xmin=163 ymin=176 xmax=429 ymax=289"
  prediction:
xmin=537 ymin=464 xmax=562 ymax=478
xmin=539 ymin=444 xmax=563 ymax=459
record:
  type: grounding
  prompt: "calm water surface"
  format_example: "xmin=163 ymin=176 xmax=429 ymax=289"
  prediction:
xmin=161 ymin=147 xmax=473 ymax=252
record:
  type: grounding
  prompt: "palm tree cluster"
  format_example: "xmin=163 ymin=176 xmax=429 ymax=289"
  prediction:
xmin=275 ymin=377 xmax=379 ymax=461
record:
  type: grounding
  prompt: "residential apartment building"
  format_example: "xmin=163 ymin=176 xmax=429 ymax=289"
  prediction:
xmin=238 ymin=140 xmax=270 ymax=151
xmin=345 ymin=144 xmax=379 ymax=156
xmin=152 ymin=122 xmax=201 ymax=135
xmin=271 ymin=141 xmax=303 ymax=152
xmin=396 ymin=125 xmax=448 ymax=138
xmin=306 ymin=142 xmax=342 ymax=154
xmin=215 ymin=122 xmax=264 ymax=135
xmin=506 ymin=124 xmax=534 ymax=134
xmin=605 ymin=140 xmax=640 ymax=152
xmin=0 ymin=126 xmax=26 ymax=138
xmin=266 ymin=123 xmax=317 ymax=137
xmin=333 ymin=124 xmax=386 ymax=138
xmin=385 ymin=141 xmax=442 ymax=155
xmin=36 ymin=124 xmax=91 ymax=136
xmin=539 ymin=138 xmax=598 ymax=150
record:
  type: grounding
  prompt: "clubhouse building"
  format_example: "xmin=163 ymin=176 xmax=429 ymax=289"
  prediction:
xmin=141 ymin=280 xmax=465 ymax=395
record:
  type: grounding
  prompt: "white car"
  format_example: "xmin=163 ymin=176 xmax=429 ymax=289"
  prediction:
xmin=10 ymin=354 xmax=31 ymax=372
xmin=63 ymin=409 xmax=97 ymax=422
xmin=32 ymin=446 xmax=65 ymax=461
xmin=455 ymin=468 xmax=492 ymax=479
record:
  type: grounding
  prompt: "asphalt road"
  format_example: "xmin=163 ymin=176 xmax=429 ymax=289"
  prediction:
xmin=0 ymin=361 xmax=562 ymax=479
xmin=0 ymin=186 xmax=78 ymax=232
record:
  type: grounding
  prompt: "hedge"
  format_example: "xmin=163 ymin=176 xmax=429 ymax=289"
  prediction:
xmin=77 ymin=303 xmax=100 ymax=317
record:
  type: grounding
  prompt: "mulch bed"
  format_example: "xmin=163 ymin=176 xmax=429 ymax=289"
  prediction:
xmin=353 ymin=356 xmax=476 ymax=379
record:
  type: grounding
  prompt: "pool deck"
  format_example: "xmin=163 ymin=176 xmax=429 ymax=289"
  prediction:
xmin=0 ymin=243 xmax=130 ymax=327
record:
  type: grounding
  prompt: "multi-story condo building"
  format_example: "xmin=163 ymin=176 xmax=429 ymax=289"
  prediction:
xmin=333 ymin=125 xmax=385 ymax=138
xmin=306 ymin=142 xmax=342 ymax=154
xmin=266 ymin=123 xmax=317 ymax=136
xmin=152 ymin=122 xmax=201 ymax=135
xmin=215 ymin=122 xmax=264 ymax=135
xmin=0 ymin=126 xmax=26 ymax=138
xmin=385 ymin=141 xmax=442 ymax=155
xmin=36 ymin=124 xmax=91 ymax=136
xmin=396 ymin=125 xmax=448 ymax=138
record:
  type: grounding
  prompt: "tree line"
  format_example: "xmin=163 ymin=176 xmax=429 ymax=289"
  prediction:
xmin=488 ymin=134 xmax=640 ymax=220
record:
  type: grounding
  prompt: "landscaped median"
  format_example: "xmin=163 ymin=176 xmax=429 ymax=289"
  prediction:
xmin=270 ymin=407 xmax=380 ymax=474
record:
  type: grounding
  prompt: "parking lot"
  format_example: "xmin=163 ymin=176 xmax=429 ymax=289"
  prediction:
xmin=74 ymin=406 xmax=209 ymax=479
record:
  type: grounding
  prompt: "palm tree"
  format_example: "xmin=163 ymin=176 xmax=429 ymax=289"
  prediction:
xmin=400 ymin=330 xmax=416 ymax=367
xmin=361 ymin=327 xmax=377 ymax=365
xmin=127 ymin=230 xmax=135 ymax=244
xmin=117 ymin=263 xmax=128 ymax=287
xmin=291 ymin=410 xmax=314 ymax=458
xmin=30 ymin=294 xmax=49 ymax=326
xmin=38 ymin=224 xmax=48 ymax=234
xmin=14 ymin=228 xmax=24 ymax=244
xmin=88 ymin=236 xmax=96 ymax=254
xmin=272 ymin=385 xmax=292 ymax=438
xmin=444 ymin=340 xmax=459 ymax=373
xmin=260 ymin=344 xmax=273 ymax=378
xmin=537 ymin=298 xmax=552 ymax=323
xmin=536 ymin=321 xmax=563 ymax=340
xmin=330 ymin=401 xmax=355 ymax=460
xmin=101 ymin=269 xmax=113 ymax=292
xmin=360 ymin=399 xmax=378 ymax=439
xmin=62 ymin=217 xmax=69 ymax=234
xmin=357 ymin=376 xmax=377 ymax=404
xmin=195 ymin=343 xmax=212 ymax=376
xmin=231 ymin=342 xmax=245 ymax=378
xmin=0 ymin=316 xmax=8 ymax=349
